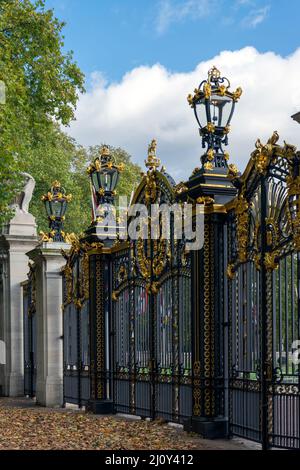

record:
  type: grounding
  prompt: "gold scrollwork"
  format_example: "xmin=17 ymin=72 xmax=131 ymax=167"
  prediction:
xmin=118 ymin=264 xmax=127 ymax=284
xmin=137 ymin=238 xmax=151 ymax=281
xmin=226 ymin=263 xmax=235 ymax=280
xmin=251 ymin=131 xmax=279 ymax=174
xmin=196 ymin=196 xmax=215 ymax=206
xmin=227 ymin=163 xmax=239 ymax=179
xmin=61 ymin=234 xmax=103 ymax=310
xmin=112 ymin=290 xmax=119 ymax=302
xmin=234 ymin=193 xmax=250 ymax=263
xmin=287 ymin=175 xmax=300 ymax=250
xmin=174 ymin=182 xmax=188 ymax=195
xmin=264 ymin=251 xmax=279 ymax=271
xmin=136 ymin=237 xmax=168 ymax=293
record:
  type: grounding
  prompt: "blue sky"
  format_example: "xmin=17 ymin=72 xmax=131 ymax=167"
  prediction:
xmin=43 ymin=0 xmax=300 ymax=179
xmin=45 ymin=0 xmax=299 ymax=85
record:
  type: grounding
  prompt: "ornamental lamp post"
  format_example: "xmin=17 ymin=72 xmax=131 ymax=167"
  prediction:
xmin=87 ymin=146 xmax=121 ymax=205
xmin=40 ymin=180 xmax=72 ymax=242
xmin=87 ymin=146 xmax=124 ymax=219
xmin=85 ymin=146 xmax=125 ymax=244
xmin=187 ymin=66 xmax=242 ymax=171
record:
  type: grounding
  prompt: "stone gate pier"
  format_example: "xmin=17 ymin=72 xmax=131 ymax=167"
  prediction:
xmin=0 ymin=173 xmax=38 ymax=396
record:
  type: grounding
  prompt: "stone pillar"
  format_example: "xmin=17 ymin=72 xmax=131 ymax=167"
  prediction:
xmin=27 ymin=243 xmax=70 ymax=407
xmin=0 ymin=207 xmax=38 ymax=396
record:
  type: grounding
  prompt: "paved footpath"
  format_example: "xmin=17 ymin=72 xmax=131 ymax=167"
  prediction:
xmin=0 ymin=398 xmax=256 ymax=450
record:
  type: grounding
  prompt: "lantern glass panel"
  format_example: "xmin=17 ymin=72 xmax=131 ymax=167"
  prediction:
xmin=92 ymin=172 xmax=100 ymax=193
xmin=45 ymin=200 xmax=52 ymax=217
xmin=110 ymin=170 xmax=119 ymax=191
xmin=53 ymin=200 xmax=63 ymax=218
xmin=209 ymin=94 xmax=232 ymax=127
xmin=195 ymin=97 xmax=208 ymax=128
xmin=100 ymin=171 xmax=111 ymax=191
xmin=61 ymin=199 xmax=67 ymax=217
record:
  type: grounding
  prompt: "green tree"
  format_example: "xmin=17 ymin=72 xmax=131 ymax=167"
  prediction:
xmin=0 ymin=0 xmax=85 ymax=224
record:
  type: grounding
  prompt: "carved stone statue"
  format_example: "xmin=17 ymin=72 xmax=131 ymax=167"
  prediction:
xmin=10 ymin=172 xmax=35 ymax=214
xmin=2 ymin=172 xmax=37 ymax=237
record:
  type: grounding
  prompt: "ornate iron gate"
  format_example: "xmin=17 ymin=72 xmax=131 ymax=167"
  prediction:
xmin=60 ymin=133 xmax=300 ymax=449
xmin=62 ymin=242 xmax=90 ymax=407
xmin=23 ymin=264 xmax=36 ymax=397
xmin=226 ymin=133 xmax=300 ymax=449
xmin=111 ymin=167 xmax=192 ymax=423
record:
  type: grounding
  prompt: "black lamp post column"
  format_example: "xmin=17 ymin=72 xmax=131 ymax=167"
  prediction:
xmin=184 ymin=67 xmax=241 ymax=437
xmin=85 ymin=146 xmax=123 ymax=413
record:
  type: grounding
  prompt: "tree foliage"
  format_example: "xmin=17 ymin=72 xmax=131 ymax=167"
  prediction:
xmin=0 ymin=0 xmax=85 ymax=224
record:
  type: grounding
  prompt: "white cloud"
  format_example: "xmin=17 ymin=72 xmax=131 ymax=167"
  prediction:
xmin=242 ymin=5 xmax=270 ymax=28
xmin=68 ymin=47 xmax=300 ymax=182
xmin=156 ymin=0 xmax=213 ymax=34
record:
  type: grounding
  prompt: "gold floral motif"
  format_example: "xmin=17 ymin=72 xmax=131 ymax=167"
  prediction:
xmin=39 ymin=231 xmax=54 ymax=242
xmin=226 ymin=263 xmax=235 ymax=280
xmin=206 ymin=122 xmax=215 ymax=133
xmin=81 ymin=252 xmax=90 ymax=300
xmin=118 ymin=264 xmax=127 ymax=283
xmin=251 ymin=131 xmax=279 ymax=174
xmin=232 ymin=87 xmax=243 ymax=101
xmin=283 ymin=141 xmax=297 ymax=159
xmin=136 ymin=237 xmax=168 ymax=294
xmin=204 ymin=162 xmax=213 ymax=171
xmin=234 ymin=193 xmax=250 ymax=263
xmin=137 ymin=238 xmax=151 ymax=281
xmin=227 ymin=163 xmax=239 ymax=178
xmin=254 ymin=252 xmax=261 ymax=271
xmin=264 ymin=251 xmax=279 ymax=271
xmin=64 ymin=232 xmax=80 ymax=251
xmin=287 ymin=174 xmax=300 ymax=250
xmin=187 ymin=94 xmax=194 ymax=106
xmin=196 ymin=196 xmax=215 ymax=206
xmin=174 ymin=182 xmax=188 ymax=195
xmin=112 ymin=290 xmax=119 ymax=302
xmin=206 ymin=148 xmax=214 ymax=161
xmin=116 ymin=162 xmax=125 ymax=172
xmin=203 ymin=82 xmax=211 ymax=99
xmin=218 ymin=85 xmax=227 ymax=96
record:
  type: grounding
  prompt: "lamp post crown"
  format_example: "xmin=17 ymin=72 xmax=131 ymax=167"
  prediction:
xmin=100 ymin=145 xmax=110 ymax=157
xmin=188 ymin=66 xmax=242 ymax=172
xmin=51 ymin=180 xmax=61 ymax=188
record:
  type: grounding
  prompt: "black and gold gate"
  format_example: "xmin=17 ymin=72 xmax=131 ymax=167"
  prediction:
xmin=61 ymin=132 xmax=300 ymax=449
xmin=62 ymin=237 xmax=91 ymax=407
xmin=111 ymin=156 xmax=192 ymax=423
xmin=226 ymin=132 xmax=300 ymax=449
xmin=23 ymin=263 xmax=37 ymax=397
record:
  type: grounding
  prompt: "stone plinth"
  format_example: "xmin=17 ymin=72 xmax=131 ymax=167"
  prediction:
xmin=27 ymin=243 xmax=70 ymax=407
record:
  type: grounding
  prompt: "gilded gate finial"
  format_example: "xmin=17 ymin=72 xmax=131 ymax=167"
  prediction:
xmin=145 ymin=139 xmax=161 ymax=171
xmin=251 ymin=131 xmax=280 ymax=174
